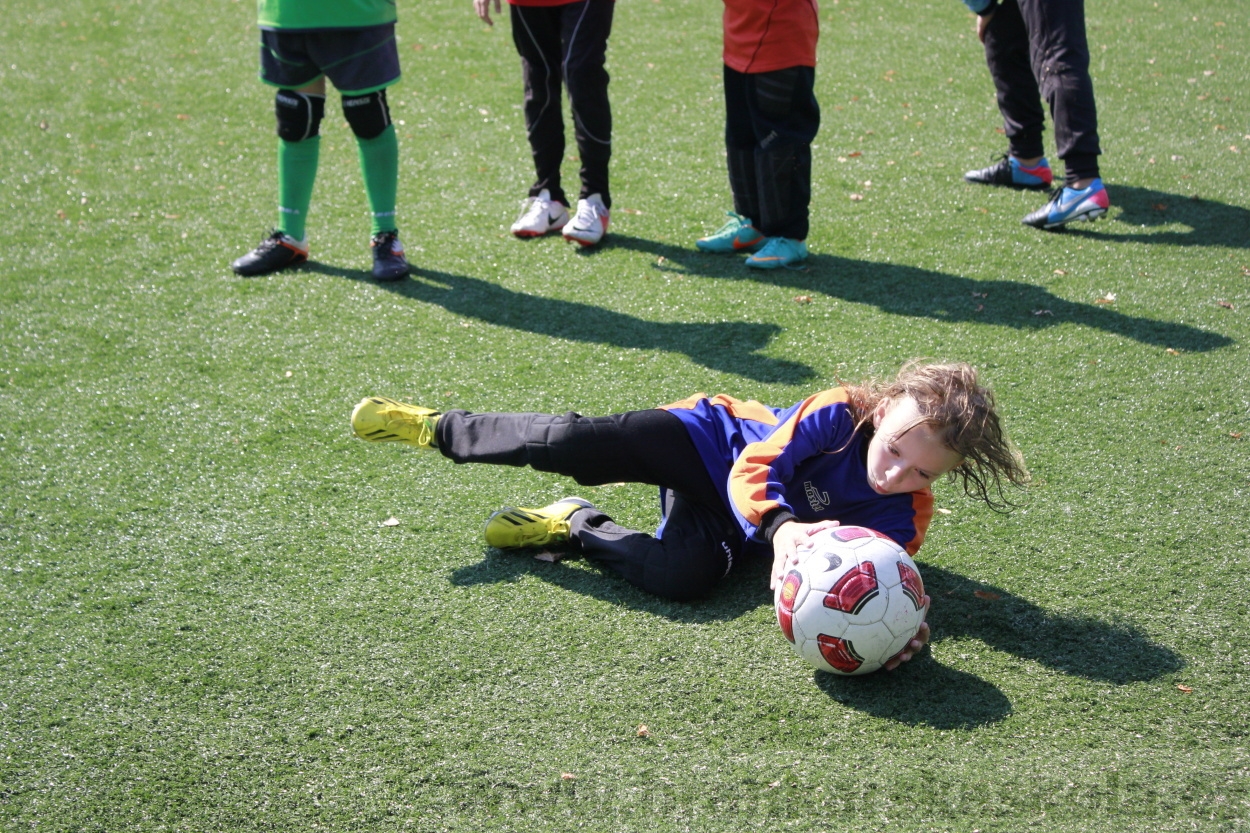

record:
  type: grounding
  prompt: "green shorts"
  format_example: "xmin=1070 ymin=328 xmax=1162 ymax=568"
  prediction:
xmin=260 ymin=23 xmax=400 ymax=95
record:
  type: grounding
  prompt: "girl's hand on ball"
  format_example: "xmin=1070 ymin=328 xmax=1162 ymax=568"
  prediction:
xmin=883 ymin=620 xmax=931 ymax=671
xmin=769 ymin=520 xmax=840 ymax=590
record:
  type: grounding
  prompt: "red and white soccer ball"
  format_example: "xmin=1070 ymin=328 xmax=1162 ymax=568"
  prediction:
xmin=775 ymin=525 xmax=930 ymax=676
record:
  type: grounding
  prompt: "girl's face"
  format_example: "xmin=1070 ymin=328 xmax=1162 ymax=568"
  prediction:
xmin=865 ymin=396 xmax=964 ymax=495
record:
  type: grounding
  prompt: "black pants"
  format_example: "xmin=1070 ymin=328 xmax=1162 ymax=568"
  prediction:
xmin=983 ymin=0 xmax=1101 ymax=184
xmin=510 ymin=0 xmax=613 ymax=208
xmin=723 ymin=64 xmax=820 ymax=240
xmin=436 ymin=409 xmax=745 ymax=601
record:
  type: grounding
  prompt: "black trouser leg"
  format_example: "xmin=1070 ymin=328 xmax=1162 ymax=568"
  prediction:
xmin=511 ymin=1 xmax=613 ymax=207
xmin=560 ymin=0 xmax=613 ymax=206
xmin=986 ymin=0 xmax=1101 ymax=183
xmin=983 ymin=0 xmax=1047 ymax=160
xmin=1017 ymin=0 xmax=1101 ymax=182
xmin=571 ymin=489 xmax=743 ymax=601
xmin=512 ymin=4 xmax=568 ymax=205
xmin=723 ymin=65 xmax=820 ymax=240
xmin=435 ymin=408 xmax=742 ymax=600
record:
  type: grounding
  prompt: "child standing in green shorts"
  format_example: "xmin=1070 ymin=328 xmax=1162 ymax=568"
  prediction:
xmin=231 ymin=0 xmax=411 ymax=281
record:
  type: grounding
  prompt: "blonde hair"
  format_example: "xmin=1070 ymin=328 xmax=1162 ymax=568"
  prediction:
xmin=843 ymin=360 xmax=1029 ymax=511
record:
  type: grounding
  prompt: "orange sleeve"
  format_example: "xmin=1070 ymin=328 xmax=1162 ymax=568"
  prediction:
xmin=727 ymin=388 xmax=850 ymax=527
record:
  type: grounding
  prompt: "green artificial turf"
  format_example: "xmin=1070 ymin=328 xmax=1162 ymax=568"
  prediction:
xmin=1 ymin=0 xmax=1247 ymax=830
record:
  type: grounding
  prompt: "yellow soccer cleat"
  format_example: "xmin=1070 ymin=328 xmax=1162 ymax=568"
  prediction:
xmin=350 ymin=396 xmax=441 ymax=449
xmin=484 ymin=498 xmax=595 ymax=549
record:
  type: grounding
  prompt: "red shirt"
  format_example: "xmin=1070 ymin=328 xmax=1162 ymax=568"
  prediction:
xmin=723 ymin=0 xmax=819 ymax=73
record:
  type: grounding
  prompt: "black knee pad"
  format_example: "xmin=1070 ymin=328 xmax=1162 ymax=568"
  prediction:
xmin=274 ymin=90 xmax=326 ymax=142
xmin=341 ymin=89 xmax=392 ymax=140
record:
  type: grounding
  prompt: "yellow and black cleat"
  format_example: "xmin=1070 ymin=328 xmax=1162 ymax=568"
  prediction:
xmin=350 ymin=396 xmax=441 ymax=449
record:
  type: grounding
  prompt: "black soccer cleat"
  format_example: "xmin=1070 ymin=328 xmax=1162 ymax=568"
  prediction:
xmin=230 ymin=230 xmax=309 ymax=276
xmin=964 ymin=154 xmax=1053 ymax=190
xmin=370 ymin=230 xmax=410 ymax=281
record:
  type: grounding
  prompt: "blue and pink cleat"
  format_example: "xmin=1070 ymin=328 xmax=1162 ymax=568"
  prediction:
xmin=964 ymin=155 xmax=1054 ymax=190
xmin=1021 ymin=179 xmax=1110 ymax=229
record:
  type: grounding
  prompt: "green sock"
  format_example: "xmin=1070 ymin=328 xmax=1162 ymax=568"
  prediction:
xmin=356 ymin=124 xmax=399 ymax=235
xmin=277 ymin=136 xmax=320 ymax=242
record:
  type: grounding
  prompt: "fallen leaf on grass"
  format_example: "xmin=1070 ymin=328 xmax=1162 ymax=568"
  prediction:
xmin=619 ymin=207 xmax=643 ymax=215
xmin=793 ymin=295 xmax=813 ymax=305
xmin=561 ymin=773 xmax=576 ymax=781
xmin=1230 ymin=432 xmax=1243 ymax=440
xmin=381 ymin=517 xmax=400 ymax=527
xmin=533 ymin=550 xmax=563 ymax=563
xmin=1094 ymin=292 xmax=1117 ymax=304
xmin=1054 ymin=269 xmax=1068 ymax=275
xmin=936 ymin=507 xmax=952 ymax=515
xmin=636 ymin=725 xmax=650 ymax=738
xmin=849 ymin=193 xmax=864 ymax=201
xmin=1177 ymin=684 xmax=1193 ymax=694
xmin=1217 ymin=300 xmax=1234 ymax=309
xmin=1166 ymin=348 xmax=1181 ymax=355
xmin=847 ymin=151 xmax=862 ymax=158
xmin=974 ymin=589 xmax=1002 ymax=601
xmin=1032 ymin=309 xmax=1053 ymax=316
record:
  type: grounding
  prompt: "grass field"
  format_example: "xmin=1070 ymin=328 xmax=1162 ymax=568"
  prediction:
xmin=1 ymin=0 xmax=1248 ymax=830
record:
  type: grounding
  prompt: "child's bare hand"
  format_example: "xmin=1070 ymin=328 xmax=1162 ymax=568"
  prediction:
xmin=883 ymin=619 xmax=930 ymax=671
xmin=976 ymin=10 xmax=995 ymax=42
xmin=769 ymin=520 xmax=841 ymax=590
xmin=474 ymin=0 xmax=501 ymax=25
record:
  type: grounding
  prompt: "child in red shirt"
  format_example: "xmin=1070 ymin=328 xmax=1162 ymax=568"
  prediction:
xmin=696 ymin=0 xmax=821 ymax=270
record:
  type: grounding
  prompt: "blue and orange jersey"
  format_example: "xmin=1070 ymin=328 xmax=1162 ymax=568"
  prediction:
xmin=660 ymin=388 xmax=932 ymax=554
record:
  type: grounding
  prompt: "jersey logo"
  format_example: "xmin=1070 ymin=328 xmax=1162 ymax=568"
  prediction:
xmin=804 ymin=481 xmax=830 ymax=512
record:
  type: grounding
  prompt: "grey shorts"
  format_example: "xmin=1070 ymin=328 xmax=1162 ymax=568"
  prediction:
xmin=260 ymin=23 xmax=400 ymax=95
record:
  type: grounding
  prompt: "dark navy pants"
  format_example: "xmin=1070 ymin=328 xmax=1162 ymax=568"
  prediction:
xmin=983 ymin=0 xmax=1101 ymax=184
xmin=435 ymin=408 xmax=745 ymax=601
xmin=510 ymin=0 xmax=614 ymax=207
xmin=723 ymin=64 xmax=820 ymax=240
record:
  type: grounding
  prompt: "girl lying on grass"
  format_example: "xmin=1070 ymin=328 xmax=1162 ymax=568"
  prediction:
xmin=351 ymin=360 xmax=1028 ymax=671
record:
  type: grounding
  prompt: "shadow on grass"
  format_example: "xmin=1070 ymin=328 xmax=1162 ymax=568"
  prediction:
xmin=390 ymin=266 xmax=814 ymax=384
xmin=1063 ymin=185 xmax=1250 ymax=249
xmin=922 ymin=563 xmax=1184 ymax=685
xmin=451 ymin=544 xmax=773 ymax=624
xmin=453 ymin=548 xmax=1182 ymax=728
xmin=453 ymin=551 xmax=1183 ymax=683
xmin=814 ymin=659 xmax=1012 ymax=729
xmin=308 ymin=234 xmax=1231 ymax=382
xmin=610 ymin=235 xmax=1233 ymax=354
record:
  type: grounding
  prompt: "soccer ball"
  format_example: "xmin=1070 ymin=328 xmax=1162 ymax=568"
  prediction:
xmin=774 ymin=525 xmax=930 ymax=675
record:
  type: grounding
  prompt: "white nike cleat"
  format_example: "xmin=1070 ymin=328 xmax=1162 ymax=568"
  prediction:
xmin=562 ymin=193 xmax=610 ymax=247
xmin=510 ymin=189 xmax=569 ymax=238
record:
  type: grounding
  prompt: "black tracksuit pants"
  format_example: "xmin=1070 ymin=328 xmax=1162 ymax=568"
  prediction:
xmin=510 ymin=0 xmax=614 ymax=208
xmin=435 ymin=408 xmax=746 ymax=601
xmin=723 ymin=64 xmax=821 ymax=240
xmin=983 ymin=0 xmax=1101 ymax=184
